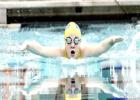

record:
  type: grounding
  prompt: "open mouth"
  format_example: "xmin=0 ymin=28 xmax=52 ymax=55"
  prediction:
xmin=71 ymin=50 xmax=75 ymax=55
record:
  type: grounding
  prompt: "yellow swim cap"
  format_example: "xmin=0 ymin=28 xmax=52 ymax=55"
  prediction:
xmin=65 ymin=93 xmax=81 ymax=100
xmin=64 ymin=22 xmax=81 ymax=38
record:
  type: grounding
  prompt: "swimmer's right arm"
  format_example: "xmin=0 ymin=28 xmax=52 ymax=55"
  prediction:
xmin=20 ymin=41 xmax=63 ymax=57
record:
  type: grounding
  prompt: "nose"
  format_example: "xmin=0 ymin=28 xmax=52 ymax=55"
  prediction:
xmin=71 ymin=42 xmax=75 ymax=48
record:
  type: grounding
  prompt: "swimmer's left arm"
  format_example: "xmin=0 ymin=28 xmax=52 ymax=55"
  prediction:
xmin=84 ymin=36 xmax=123 ymax=57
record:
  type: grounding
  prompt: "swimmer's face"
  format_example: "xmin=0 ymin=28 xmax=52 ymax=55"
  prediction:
xmin=65 ymin=35 xmax=81 ymax=58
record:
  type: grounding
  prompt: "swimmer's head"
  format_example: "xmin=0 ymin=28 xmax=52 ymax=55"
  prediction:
xmin=64 ymin=22 xmax=82 ymax=59
xmin=64 ymin=22 xmax=81 ymax=38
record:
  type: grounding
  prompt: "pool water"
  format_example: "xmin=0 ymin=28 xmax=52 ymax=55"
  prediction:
xmin=0 ymin=21 xmax=140 ymax=100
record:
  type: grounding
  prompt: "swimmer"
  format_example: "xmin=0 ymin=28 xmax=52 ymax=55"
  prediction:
xmin=20 ymin=22 xmax=124 ymax=99
xmin=21 ymin=22 xmax=123 ymax=59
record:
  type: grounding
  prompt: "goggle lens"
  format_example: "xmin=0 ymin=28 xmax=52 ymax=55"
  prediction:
xmin=65 ymin=37 xmax=72 ymax=44
xmin=74 ymin=37 xmax=79 ymax=45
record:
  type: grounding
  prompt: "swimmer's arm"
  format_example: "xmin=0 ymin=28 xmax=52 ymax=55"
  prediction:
xmin=20 ymin=41 xmax=63 ymax=57
xmin=84 ymin=36 xmax=123 ymax=57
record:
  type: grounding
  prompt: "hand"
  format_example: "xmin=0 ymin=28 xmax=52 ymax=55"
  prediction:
xmin=112 ymin=36 xmax=124 ymax=43
xmin=19 ymin=40 xmax=37 ymax=55
xmin=19 ymin=41 xmax=29 ymax=51
xmin=19 ymin=41 xmax=29 ymax=55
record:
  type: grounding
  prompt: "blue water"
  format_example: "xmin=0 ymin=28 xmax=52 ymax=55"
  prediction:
xmin=0 ymin=22 xmax=140 ymax=99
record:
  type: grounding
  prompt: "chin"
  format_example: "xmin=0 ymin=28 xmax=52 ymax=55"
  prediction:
xmin=70 ymin=55 xmax=76 ymax=59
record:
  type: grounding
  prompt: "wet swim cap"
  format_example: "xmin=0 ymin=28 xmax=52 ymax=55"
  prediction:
xmin=65 ymin=93 xmax=81 ymax=100
xmin=64 ymin=22 xmax=81 ymax=38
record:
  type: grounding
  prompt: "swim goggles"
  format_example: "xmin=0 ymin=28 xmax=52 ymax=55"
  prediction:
xmin=66 ymin=88 xmax=80 ymax=94
xmin=65 ymin=37 xmax=81 ymax=45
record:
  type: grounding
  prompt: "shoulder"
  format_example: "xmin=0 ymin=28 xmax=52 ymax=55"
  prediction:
xmin=80 ymin=44 xmax=97 ymax=52
xmin=80 ymin=44 xmax=99 ymax=57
